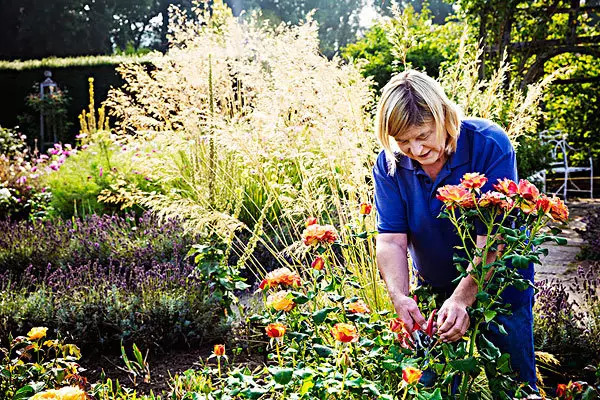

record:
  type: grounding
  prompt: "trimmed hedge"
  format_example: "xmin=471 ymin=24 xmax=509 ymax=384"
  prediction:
xmin=0 ymin=56 xmax=152 ymax=146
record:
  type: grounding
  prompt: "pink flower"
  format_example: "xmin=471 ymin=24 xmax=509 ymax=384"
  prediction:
xmin=99 ymin=167 xmax=103 ymax=177
xmin=460 ymin=172 xmax=488 ymax=189
xmin=16 ymin=176 xmax=27 ymax=185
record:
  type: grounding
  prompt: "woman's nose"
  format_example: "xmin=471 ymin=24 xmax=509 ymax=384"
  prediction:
xmin=410 ymin=141 xmax=423 ymax=156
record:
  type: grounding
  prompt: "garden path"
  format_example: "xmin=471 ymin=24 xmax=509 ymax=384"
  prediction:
xmin=536 ymin=198 xmax=600 ymax=305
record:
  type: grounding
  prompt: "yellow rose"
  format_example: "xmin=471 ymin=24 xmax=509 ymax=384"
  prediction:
xmin=266 ymin=290 xmax=295 ymax=312
xmin=56 ymin=386 xmax=87 ymax=400
xmin=27 ymin=327 xmax=48 ymax=341
xmin=31 ymin=390 xmax=60 ymax=400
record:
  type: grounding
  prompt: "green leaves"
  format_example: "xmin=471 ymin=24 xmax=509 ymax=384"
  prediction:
xmin=450 ymin=357 xmax=479 ymax=373
xmin=268 ymin=367 xmax=294 ymax=385
xmin=483 ymin=310 xmax=497 ymax=323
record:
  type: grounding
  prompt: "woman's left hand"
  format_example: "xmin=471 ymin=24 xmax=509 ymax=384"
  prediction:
xmin=436 ymin=296 xmax=470 ymax=342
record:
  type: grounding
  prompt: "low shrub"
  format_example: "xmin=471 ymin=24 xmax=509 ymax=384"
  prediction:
xmin=0 ymin=211 xmax=198 ymax=281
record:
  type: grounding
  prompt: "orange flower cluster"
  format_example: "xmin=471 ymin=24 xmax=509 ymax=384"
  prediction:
xmin=460 ymin=172 xmax=488 ymax=189
xmin=347 ymin=299 xmax=370 ymax=314
xmin=436 ymin=184 xmax=475 ymax=208
xmin=478 ymin=191 xmax=513 ymax=210
xmin=266 ymin=323 xmax=286 ymax=338
xmin=311 ymin=256 xmax=325 ymax=271
xmin=359 ymin=202 xmax=372 ymax=215
xmin=302 ymin=223 xmax=338 ymax=246
xmin=213 ymin=344 xmax=225 ymax=357
xmin=436 ymin=173 xmax=569 ymax=222
xmin=266 ymin=290 xmax=295 ymax=312
xmin=402 ymin=366 xmax=422 ymax=385
xmin=259 ymin=267 xmax=301 ymax=290
xmin=556 ymin=381 xmax=584 ymax=399
xmin=331 ymin=323 xmax=359 ymax=343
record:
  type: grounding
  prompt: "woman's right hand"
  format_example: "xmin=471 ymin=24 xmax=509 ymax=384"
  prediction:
xmin=391 ymin=293 xmax=427 ymax=332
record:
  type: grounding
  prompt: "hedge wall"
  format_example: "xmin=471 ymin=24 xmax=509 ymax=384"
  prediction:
xmin=0 ymin=56 xmax=151 ymax=146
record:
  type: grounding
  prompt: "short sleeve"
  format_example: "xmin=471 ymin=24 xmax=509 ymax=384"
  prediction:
xmin=373 ymin=152 xmax=409 ymax=233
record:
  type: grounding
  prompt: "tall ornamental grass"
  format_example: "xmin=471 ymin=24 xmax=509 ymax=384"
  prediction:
xmin=97 ymin=2 xmax=559 ymax=313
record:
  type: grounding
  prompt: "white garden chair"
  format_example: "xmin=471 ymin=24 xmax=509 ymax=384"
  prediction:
xmin=531 ymin=130 xmax=594 ymax=201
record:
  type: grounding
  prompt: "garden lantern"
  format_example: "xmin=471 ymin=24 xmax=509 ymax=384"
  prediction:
xmin=39 ymin=70 xmax=58 ymax=151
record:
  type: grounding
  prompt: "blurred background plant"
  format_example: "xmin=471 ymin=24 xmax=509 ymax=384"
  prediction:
xmin=575 ymin=206 xmax=600 ymax=261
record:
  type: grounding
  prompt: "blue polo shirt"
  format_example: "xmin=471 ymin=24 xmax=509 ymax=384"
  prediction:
xmin=373 ymin=118 xmax=533 ymax=306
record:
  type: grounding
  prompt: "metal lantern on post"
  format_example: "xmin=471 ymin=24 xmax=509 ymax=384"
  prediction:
xmin=39 ymin=70 xmax=58 ymax=151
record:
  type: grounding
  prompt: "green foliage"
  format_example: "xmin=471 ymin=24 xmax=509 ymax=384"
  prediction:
xmin=342 ymin=5 xmax=465 ymax=89
xmin=0 ymin=328 xmax=83 ymax=399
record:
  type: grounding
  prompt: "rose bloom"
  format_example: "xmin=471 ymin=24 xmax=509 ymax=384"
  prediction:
xmin=305 ymin=217 xmax=318 ymax=227
xmin=549 ymin=196 xmax=569 ymax=222
xmin=27 ymin=327 xmax=48 ymax=340
xmin=265 ymin=323 xmax=286 ymax=338
xmin=478 ymin=191 xmax=514 ymax=210
xmin=56 ymin=386 xmax=87 ymax=400
xmin=359 ymin=202 xmax=372 ymax=215
xmin=397 ymin=330 xmax=414 ymax=349
xmin=31 ymin=390 xmax=60 ymax=400
xmin=389 ymin=318 xmax=406 ymax=333
xmin=556 ymin=383 xmax=567 ymax=397
xmin=520 ymin=199 xmax=537 ymax=215
xmin=436 ymin=185 xmax=474 ymax=208
xmin=213 ymin=344 xmax=225 ymax=357
xmin=460 ymin=172 xmax=488 ymax=189
xmin=311 ymin=256 xmax=325 ymax=271
xmin=331 ymin=323 xmax=359 ymax=343
xmin=535 ymin=195 xmax=552 ymax=214
xmin=402 ymin=366 xmax=422 ymax=385
xmin=493 ymin=178 xmax=519 ymax=197
xmin=517 ymin=179 xmax=540 ymax=201
xmin=302 ymin=224 xmax=337 ymax=246
xmin=347 ymin=299 xmax=370 ymax=314
xmin=261 ymin=267 xmax=301 ymax=288
xmin=266 ymin=291 xmax=295 ymax=312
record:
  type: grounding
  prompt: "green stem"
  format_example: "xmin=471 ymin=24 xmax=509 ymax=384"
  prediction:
xmin=459 ymin=322 xmax=480 ymax=400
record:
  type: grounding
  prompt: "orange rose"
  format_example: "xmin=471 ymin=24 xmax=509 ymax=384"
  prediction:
xmin=535 ymin=195 xmax=552 ymax=214
xmin=213 ymin=344 xmax=225 ymax=357
xmin=493 ymin=178 xmax=519 ymax=197
xmin=402 ymin=366 xmax=422 ymax=385
xmin=311 ymin=256 xmax=325 ymax=271
xmin=549 ymin=196 xmax=569 ymax=222
xmin=305 ymin=217 xmax=318 ymax=227
xmin=265 ymin=323 xmax=286 ymax=338
xmin=389 ymin=318 xmax=406 ymax=333
xmin=436 ymin=185 xmax=474 ymax=208
xmin=572 ymin=382 xmax=583 ymax=392
xmin=460 ymin=172 xmax=488 ymax=189
xmin=517 ymin=179 xmax=540 ymax=201
xmin=331 ymin=323 xmax=359 ymax=343
xmin=347 ymin=299 xmax=370 ymax=314
xmin=478 ymin=191 xmax=514 ymax=210
xmin=267 ymin=290 xmax=295 ymax=312
xmin=262 ymin=267 xmax=301 ymax=288
xmin=397 ymin=330 xmax=414 ymax=349
xmin=556 ymin=383 xmax=567 ymax=397
xmin=359 ymin=202 xmax=372 ymax=215
xmin=519 ymin=199 xmax=537 ymax=215
xmin=302 ymin=224 xmax=338 ymax=246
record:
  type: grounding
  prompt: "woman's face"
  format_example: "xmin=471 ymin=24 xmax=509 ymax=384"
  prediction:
xmin=395 ymin=121 xmax=445 ymax=166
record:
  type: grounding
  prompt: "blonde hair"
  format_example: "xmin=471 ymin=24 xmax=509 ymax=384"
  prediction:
xmin=375 ymin=69 xmax=462 ymax=175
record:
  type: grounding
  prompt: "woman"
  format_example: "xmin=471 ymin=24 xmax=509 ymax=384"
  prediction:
xmin=372 ymin=69 xmax=536 ymax=388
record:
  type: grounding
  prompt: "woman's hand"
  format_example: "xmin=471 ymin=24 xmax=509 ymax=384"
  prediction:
xmin=392 ymin=293 xmax=427 ymax=332
xmin=436 ymin=296 xmax=470 ymax=342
